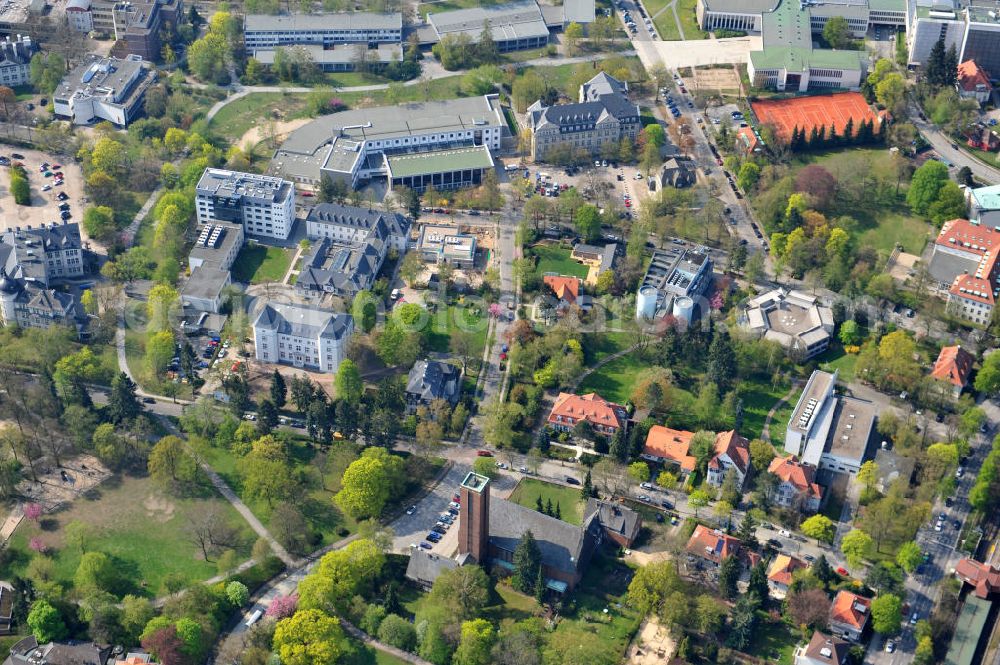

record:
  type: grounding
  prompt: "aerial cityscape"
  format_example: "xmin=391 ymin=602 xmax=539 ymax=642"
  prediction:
xmin=3 ymin=0 xmax=1000 ymax=664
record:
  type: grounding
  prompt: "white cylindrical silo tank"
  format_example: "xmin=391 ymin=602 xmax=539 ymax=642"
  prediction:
xmin=636 ymin=286 xmax=658 ymax=320
xmin=673 ymin=296 xmax=694 ymax=323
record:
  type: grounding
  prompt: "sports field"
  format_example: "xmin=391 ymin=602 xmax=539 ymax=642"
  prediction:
xmin=750 ymin=92 xmax=880 ymax=141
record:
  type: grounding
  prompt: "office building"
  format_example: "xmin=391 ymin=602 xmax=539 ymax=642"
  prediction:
xmin=0 ymin=35 xmax=36 ymax=88
xmin=243 ymin=11 xmax=402 ymax=50
xmin=528 ymin=71 xmax=641 ymax=162
xmin=195 ymin=168 xmax=296 ymax=240
xmin=53 ymin=54 xmax=154 ymax=127
xmin=252 ymin=43 xmax=402 ymax=73
xmin=182 ymin=222 xmax=243 ymax=314
xmin=0 ymin=223 xmax=85 ymax=286
xmin=417 ymin=225 xmax=476 ymax=267
xmin=273 ymin=95 xmax=505 ymax=191
xmin=635 ymin=245 xmax=713 ymax=321
xmin=253 ymin=302 xmax=353 ymax=373
xmin=698 ymin=0 xmax=905 ymax=35
xmin=425 ymin=0 xmax=549 ymax=52
xmin=66 ymin=0 xmax=95 ymax=32
xmin=741 ymin=288 xmax=835 ymax=360
xmin=305 ymin=202 xmax=410 ymax=253
xmin=784 ymin=369 xmax=875 ymax=477
xmin=906 ymin=0 xmax=965 ymax=66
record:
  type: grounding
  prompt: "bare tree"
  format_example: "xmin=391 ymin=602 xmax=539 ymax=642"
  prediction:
xmin=187 ymin=505 xmax=239 ymax=561
xmin=591 ymin=458 xmax=629 ymax=498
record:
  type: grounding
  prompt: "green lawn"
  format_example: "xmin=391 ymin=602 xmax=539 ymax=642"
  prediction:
xmin=767 ymin=386 xmax=801 ymax=444
xmin=507 ymin=478 xmax=585 ymax=525
xmin=427 ymin=302 xmax=489 ymax=360
xmin=652 ymin=6 xmax=681 ymax=41
xmin=677 ymin=0 xmax=709 ymax=38
xmin=746 ymin=616 xmax=799 ymax=665
xmin=795 ymin=149 xmax=933 ymax=255
xmin=529 ymin=244 xmax=590 ymax=280
xmin=816 ymin=345 xmax=859 ymax=383
xmin=582 ymin=331 xmax=634 ymax=365
xmin=209 ymin=92 xmax=312 ymax=142
xmin=577 ymin=352 xmax=645 ymax=404
xmin=6 ymin=474 xmax=253 ymax=596
xmin=231 ymin=244 xmax=293 ymax=284
xmin=418 ymin=0 xmax=483 ymax=17
xmin=737 ymin=378 xmax=794 ymax=442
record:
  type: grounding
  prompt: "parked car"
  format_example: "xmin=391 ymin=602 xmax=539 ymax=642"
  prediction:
xmin=565 ymin=476 xmax=580 ymax=485
xmin=419 ymin=541 xmax=433 ymax=550
xmin=405 ymin=505 xmax=416 ymax=515
xmin=477 ymin=450 xmax=493 ymax=457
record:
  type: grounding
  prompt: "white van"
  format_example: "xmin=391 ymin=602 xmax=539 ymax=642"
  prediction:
xmin=245 ymin=609 xmax=262 ymax=627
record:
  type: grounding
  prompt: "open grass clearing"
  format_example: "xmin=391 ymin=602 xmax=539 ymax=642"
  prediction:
xmin=816 ymin=345 xmax=859 ymax=383
xmin=652 ymin=8 xmax=681 ymax=41
xmin=577 ymin=352 xmax=646 ymax=405
xmin=210 ymin=92 xmax=311 ymax=142
xmin=582 ymin=331 xmax=634 ymax=365
xmin=746 ymin=616 xmax=798 ymax=665
xmin=231 ymin=243 xmax=293 ymax=284
xmin=529 ymin=244 xmax=590 ymax=280
xmin=676 ymin=0 xmax=708 ymax=38
xmin=427 ymin=302 xmax=489 ymax=359
xmin=6 ymin=473 xmax=253 ymax=595
xmin=507 ymin=477 xmax=585 ymax=525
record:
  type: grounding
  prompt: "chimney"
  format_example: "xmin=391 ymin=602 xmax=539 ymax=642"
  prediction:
xmin=458 ymin=472 xmax=490 ymax=564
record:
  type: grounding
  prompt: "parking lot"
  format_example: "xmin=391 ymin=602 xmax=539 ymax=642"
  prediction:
xmin=0 ymin=144 xmax=85 ymax=239
xmin=519 ymin=160 xmax=656 ymax=225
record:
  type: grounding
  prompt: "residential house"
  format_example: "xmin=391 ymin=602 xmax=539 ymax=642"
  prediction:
xmin=659 ymin=157 xmax=696 ymax=189
xmin=3 ymin=638 xmax=111 ymax=665
xmin=570 ymin=242 xmax=617 ymax=286
xmin=768 ymin=455 xmax=823 ymax=512
xmin=405 ymin=359 xmax=461 ymax=412
xmin=706 ymin=430 xmax=751 ymax=490
xmin=684 ymin=524 xmax=758 ymax=568
xmin=641 ymin=425 xmax=696 ymax=473
xmin=931 ymin=345 xmax=975 ymax=399
xmin=767 ymin=554 xmax=806 ymax=599
xmin=956 ymin=558 xmax=1000 ymax=598
xmin=546 ymin=392 xmax=628 ymax=437
xmin=584 ymin=498 xmax=642 ymax=548
xmin=958 ymin=59 xmax=993 ymax=105
xmin=828 ymin=590 xmax=871 ymax=642
xmin=542 ymin=274 xmax=590 ymax=312
xmin=405 ymin=549 xmax=459 ymax=590
xmin=736 ymin=125 xmax=762 ymax=155
xmin=794 ymin=631 xmax=850 ymax=665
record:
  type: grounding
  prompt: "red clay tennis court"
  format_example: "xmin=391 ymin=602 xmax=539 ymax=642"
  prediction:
xmin=750 ymin=92 xmax=880 ymax=141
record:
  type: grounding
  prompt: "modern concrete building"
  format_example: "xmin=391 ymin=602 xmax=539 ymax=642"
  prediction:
xmin=425 ymin=0 xmax=549 ymax=52
xmin=741 ymin=288 xmax=834 ymax=360
xmin=968 ymin=184 xmax=1000 ymax=226
xmin=0 ymin=35 xmax=36 ymax=88
xmin=66 ymin=0 xmax=94 ymax=32
xmin=784 ymin=369 xmax=875 ymax=478
xmin=53 ymin=54 xmax=154 ymax=127
xmin=106 ymin=0 xmax=183 ymax=60
xmin=417 ymin=225 xmax=476 ymax=267
xmin=906 ymin=0 xmax=965 ymax=66
xmin=243 ymin=11 xmax=402 ymax=50
xmin=272 ymin=95 xmax=505 ymax=191
xmin=252 ymin=43 xmax=403 ymax=73
xmin=528 ymin=72 xmax=640 ymax=162
xmin=634 ymin=245 xmax=713 ymax=320
xmin=182 ymin=222 xmax=243 ymax=314
xmin=252 ymin=302 xmax=353 ymax=373
xmin=698 ymin=0 xmax=905 ymax=35
xmin=195 ymin=169 xmax=296 ymax=240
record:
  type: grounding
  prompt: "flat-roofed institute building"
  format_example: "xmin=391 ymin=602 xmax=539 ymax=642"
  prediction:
xmin=785 ymin=369 xmax=876 ymax=478
xmin=417 ymin=225 xmax=476 ymax=268
xmin=182 ymin=222 xmax=244 ymax=314
xmin=53 ymin=54 xmax=154 ymax=127
xmin=741 ymin=288 xmax=834 ymax=360
xmin=968 ymin=183 xmax=1000 ymax=227
xmin=243 ymin=11 xmax=402 ymax=50
xmin=425 ymin=0 xmax=549 ymax=52
xmin=272 ymin=95 xmax=505 ymax=192
xmin=635 ymin=245 xmax=713 ymax=322
xmin=253 ymin=43 xmax=403 ymax=73
xmin=253 ymin=302 xmax=354 ymax=373
xmin=196 ymin=168 xmax=296 ymax=240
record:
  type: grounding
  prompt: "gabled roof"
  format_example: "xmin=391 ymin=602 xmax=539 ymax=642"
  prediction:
xmin=685 ymin=524 xmax=741 ymax=563
xmin=766 ymin=553 xmax=806 ymax=586
xmin=543 ymin=275 xmax=581 ymax=303
xmin=829 ymin=590 xmax=871 ymax=630
xmin=643 ymin=425 xmax=696 ymax=471
xmin=584 ymin=498 xmax=641 ymax=541
xmin=958 ymin=60 xmax=992 ymax=93
xmin=768 ymin=455 xmax=822 ymax=499
xmin=800 ymin=631 xmax=850 ymax=665
xmin=712 ymin=430 xmax=751 ymax=476
xmin=579 ymin=71 xmax=627 ymax=102
xmin=932 ymin=345 xmax=975 ymax=387
xmin=489 ymin=497 xmax=602 ymax=574
xmin=956 ymin=558 xmax=1000 ymax=598
xmin=406 ymin=359 xmax=461 ymax=404
xmin=548 ymin=392 xmax=627 ymax=430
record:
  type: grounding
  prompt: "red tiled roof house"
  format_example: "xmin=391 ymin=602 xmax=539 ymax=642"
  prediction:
xmin=769 ymin=455 xmax=823 ymax=513
xmin=956 ymin=558 xmax=1000 ymax=598
xmin=958 ymin=60 xmax=993 ymax=105
xmin=641 ymin=425 xmax=696 ymax=472
xmin=829 ymin=590 xmax=871 ymax=642
xmin=931 ymin=345 xmax=975 ymax=398
xmin=547 ymin=392 xmax=628 ymax=437
xmin=767 ymin=554 xmax=807 ymax=599
xmin=706 ymin=430 xmax=752 ymax=490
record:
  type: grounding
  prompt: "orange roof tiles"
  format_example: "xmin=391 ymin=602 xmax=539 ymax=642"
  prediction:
xmin=548 ymin=392 xmax=627 ymax=431
xmin=956 ymin=558 xmax=1000 ymax=598
xmin=644 ymin=425 xmax=696 ymax=471
xmin=713 ymin=430 xmax=750 ymax=475
xmin=767 ymin=554 xmax=807 ymax=587
xmin=685 ymin=524 xmax=742 ymax=563
xmin=932 ymin=345 xmax=975 ymax=387
xmin=958 ymin=60 xmax=993 ymax=93
xmin=768 ymin=455 xmax=822 ymax=499
xmin=830 ymin=591 xmax=871 ymax=630
xmin=936 ymin=218 xmax=1000 ymax=253
xmin=543 ymin=275 xmax=581 ymax=304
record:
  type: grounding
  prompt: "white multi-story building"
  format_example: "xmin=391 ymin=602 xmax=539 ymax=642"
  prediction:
xmin=53 ymin=54 xmax=154 ymax=127
xmin=0 ymin=223 xmax=85 ymax=286
xmin=273 ymin=95 xmax=505 ymax=192
xmin=741 ymin=288 xmax=835 ymax=360
xmin=243 ymin=11 xmax=402 ymax=50
xmin=195 ymin=169 xmax=296 ymax=240
xmin=305 ymin=203 xmax=410 ymax=253
xmin=0 ymin=36 xmax=37 ymax=88
xmin=253 ymin=302 xmax=354 ymax=373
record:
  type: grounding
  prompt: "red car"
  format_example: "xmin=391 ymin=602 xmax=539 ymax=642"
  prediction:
xmin=452 ymin=494 xmax=461 ymax=503
xmin=476 ymin=450 xmax=493 ymax=457
xmin=51 ymin=164 xmax=61 ymax=169
xmin=299 ymin=191 xmax=314 ymax=197
xmin=500 ymin=352 xmax=507 ymax=361
xmin=836 ymin=567 xmax=849 ymax=576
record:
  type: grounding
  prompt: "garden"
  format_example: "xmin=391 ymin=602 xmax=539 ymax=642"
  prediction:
xmin=231 ymin=243 xmax=294 ymax=284
xmin=507 ymin=478 xmax=586 ymax=525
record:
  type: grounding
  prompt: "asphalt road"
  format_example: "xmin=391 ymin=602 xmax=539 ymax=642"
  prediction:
xmin=908 ymin=99 xmax=1000 ymax=185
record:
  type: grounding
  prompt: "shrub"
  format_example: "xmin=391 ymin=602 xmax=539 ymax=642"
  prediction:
xmin=377 ymin=614 xmax=417 ymax=652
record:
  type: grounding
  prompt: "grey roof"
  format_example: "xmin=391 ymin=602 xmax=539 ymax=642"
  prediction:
xmin=196 ymin=168 xmax=293 ymax=205
xmin=296 ymin=236 xmax=384 ymax=295
xmin=404 ymin=549 xmax=459 ymax=587
xmin=929 ymin=249 xmax=979 ymax=288
xmin=488 ymin=497 xmax=601 ymax=575
xmin=253 ymin=43 xmax=402 ymax=65
xmin=580 ymin=71 xmax=627 ymax=102
xmin=0 ymin=223 xmax=83 ymax=285
xmin=0 ymin=36 xmax=36 ymax=67
xmin=640 ymin=246 xmax=713 ymax=298
xmin=584 ymin=499 xmax=641 ymax=540
xmin=188 ymin=222 xmax=242 ymax=271
xmin=244 ymin=11 xmax=402 ymax=32
xmin=530 ymin=97 xmax=639 ymax=131
xmin=306 ymin=202 xmax=411 ymax=239
xmin=427 ymin=0 xmax=550 ymax=41
xmin=873 ymin=449 xmax=915 ymax=491
xmin=562 ymin=0 xmax=596 ymax=23
xmin=22 ymin=287 xmax=84 ymax=319
xmin=182 ymin=266 xmax=230 ymax=303
xmin=700 ymin=0 xmax=781 ymax=13
xmin=57 ymin=55 xmax=147 ymax=101
xmin=253 ymin=302 xmax=353 ymax=340
xmin=66 ymin=0 xmax=90 ymax=10
xmin=406 ymin=359 xmax=461 ymax=404
xmin=5 ymin=638 xmax=111 ymax=665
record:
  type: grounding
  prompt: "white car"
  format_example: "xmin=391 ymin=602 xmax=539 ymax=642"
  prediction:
xmin=405 ymin=505 xmax=416 ymax=515
xmin=496 ymin=462 xmax=508 ymax=470
xmin=634 ymin=172 xmax=643 ymax=179
xmin=640 ymin=482 xmax=653 ymax=490
xmin=934 ymin=520 xmax=943 ymax=532
xmin=41 ymin=184 xmax=51 ymax=191
xmin=778 ymin=529 xmax=791 ymax=538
